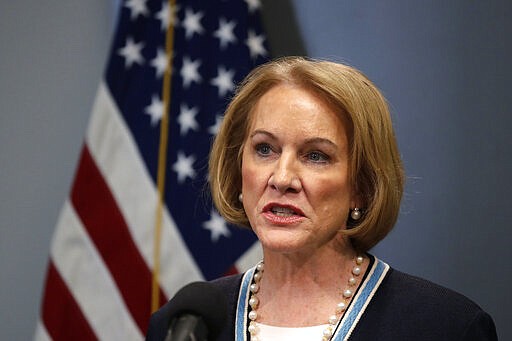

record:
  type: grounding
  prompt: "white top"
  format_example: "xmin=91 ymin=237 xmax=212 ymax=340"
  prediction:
xmin=254 ymin=323 xmax=329 ymax=340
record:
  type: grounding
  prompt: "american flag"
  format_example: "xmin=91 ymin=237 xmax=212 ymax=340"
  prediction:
xmin=35 ymin=0 xmax=268 ymax=339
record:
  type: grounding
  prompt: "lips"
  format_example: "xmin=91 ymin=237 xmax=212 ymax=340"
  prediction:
xmin=262 ymin=203 xmax=305 ymax=225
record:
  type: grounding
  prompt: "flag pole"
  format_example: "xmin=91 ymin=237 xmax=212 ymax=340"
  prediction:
xmin=152 ymin=0 xmax=177 ymax=313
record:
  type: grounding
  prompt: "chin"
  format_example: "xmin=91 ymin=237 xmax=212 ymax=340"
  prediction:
xmin=258 ymin=233 xmax=309 ymax=254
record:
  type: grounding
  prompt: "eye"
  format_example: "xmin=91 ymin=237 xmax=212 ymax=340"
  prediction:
xmin=306 ymin=151 xmax=329 ymax=163
xmin=255 ymin=143 xmax=273 ymax=156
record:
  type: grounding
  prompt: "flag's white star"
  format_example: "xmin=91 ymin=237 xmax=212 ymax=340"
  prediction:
xmin=118 ymin=37 xmax=145 ymax=68
xmin=151 ymin=48 xmax=169 ymax=78
xmin=203 ymin=210 xmax=231 ymax=242
xmin=182 ymin=8 xmax=205 ymax=39
xmin=244 ymin=0 xmax=261 ymax=13
xmin=173 ymin=151 xmax=196 ymax=183
xmin=124 ymin=0 xmax=149 ymax=20
xmin=210 ymin=66 xmax=236 ymax=97
xmin=208 ymin=115 xmax=223 ymax=135
xmin=245 ymin=30 xmax=267 ymax=59
xmin=180 ymin=56 xmax=202 ymax=88
xmin=177 ymin=104 xmax=199 ymax=136
xmin=144 ymin=95 xmax=164 ymax=126
xmin=213 ymin=18 xmax=237 ymax=49
xmin=156 ymin=2 xmax=180 ymax=31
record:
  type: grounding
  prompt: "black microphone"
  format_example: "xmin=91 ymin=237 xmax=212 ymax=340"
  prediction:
xmin=164 ymin=281 xmax=228 ymax=341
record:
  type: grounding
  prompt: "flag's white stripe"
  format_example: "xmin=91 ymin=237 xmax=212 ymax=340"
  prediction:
xmin=51 ymin=200 xmax=143 ymax=340
xmin=235 ymin=241 xmax=263 ymax=273
xmin=33 ymin=319 xmax=51 ymax=341
xmin=86 ymin=81 xmax=203 ymax=298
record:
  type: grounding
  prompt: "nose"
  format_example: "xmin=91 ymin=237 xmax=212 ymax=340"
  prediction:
xmin=267 ymin=153 xmax=302 ymax=194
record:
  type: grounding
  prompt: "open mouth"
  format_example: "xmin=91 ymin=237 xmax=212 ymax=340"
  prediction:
xmin=264 ymin=203 xmax=304 ymax=217
xmin=270 ymin=206 xmax=298 ymax=216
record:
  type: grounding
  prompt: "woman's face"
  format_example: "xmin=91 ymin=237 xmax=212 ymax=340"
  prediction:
xmin=241 ymin=84 xmax=355 ymax=255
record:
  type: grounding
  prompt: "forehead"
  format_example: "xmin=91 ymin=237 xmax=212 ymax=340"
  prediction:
xmin=247 ymin=84 xmax=348 ymax=142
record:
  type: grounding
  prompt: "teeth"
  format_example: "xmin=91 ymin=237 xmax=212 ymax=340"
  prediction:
xmin=271 ymin=207 xmax=296 ymax=216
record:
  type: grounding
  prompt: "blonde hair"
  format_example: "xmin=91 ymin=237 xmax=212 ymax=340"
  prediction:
xmin=209 ymin=56 xmax=404 ymax=252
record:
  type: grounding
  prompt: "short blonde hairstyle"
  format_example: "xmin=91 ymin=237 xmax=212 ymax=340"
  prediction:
xmin=209 ymin=56 xmax=404 ymax=252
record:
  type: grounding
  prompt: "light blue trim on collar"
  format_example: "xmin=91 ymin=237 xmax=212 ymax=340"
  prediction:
xmin=235 ymin=266 xmax=257 ymax=341
xmin=332 ymin=257 xmax=389 ymax=340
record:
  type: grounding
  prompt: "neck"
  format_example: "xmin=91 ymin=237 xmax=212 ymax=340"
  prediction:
xmin=261 ymin=240 xmax=357 ymax=287
xmin=254 ymin=246 xmax=366 ymax=327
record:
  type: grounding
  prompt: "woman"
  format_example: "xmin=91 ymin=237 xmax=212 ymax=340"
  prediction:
xmin=147 ymin=57 xmax=497 ymax=340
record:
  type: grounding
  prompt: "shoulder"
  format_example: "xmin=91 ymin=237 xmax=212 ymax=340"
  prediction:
xmin=382 ymin=268 xmax=482 ymax=311
xmin=208 ymin=274 xmax=244 ymax=340
xmin=209 ymin=273 xmax=244 ymax=319
xmin=351 ymin=267 xmax=497 ymax=340
xmin=210 ymin=273 xmax=243 ymax=292
xmin=383 ymin=269 xmax=498 ymax=331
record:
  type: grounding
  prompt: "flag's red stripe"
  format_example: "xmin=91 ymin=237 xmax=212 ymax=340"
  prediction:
xmin=41 ymin=261 xmax=97 ymax=340
xmin=71 ymin=145 xmax=167 ymax=334
xmin=224 ymin=265 xmax=239 ymax=277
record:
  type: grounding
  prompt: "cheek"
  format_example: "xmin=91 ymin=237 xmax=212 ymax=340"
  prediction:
xmin=241 ymin=160 xmax=264 ymax=200
xmin=241 ymin=162 xmax=267 ymax=226
xmin=242 ymin=165 xmax=265 ymax=195
xmin=309 ymin=177 xmax=351 ymax=217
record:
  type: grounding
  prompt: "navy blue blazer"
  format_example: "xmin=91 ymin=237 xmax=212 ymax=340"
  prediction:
xmin=146 ymin=268 xmax=497 ymax=340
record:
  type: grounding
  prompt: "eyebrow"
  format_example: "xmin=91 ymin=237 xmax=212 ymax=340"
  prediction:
xmin=249 ymin=129 xmax=274 ymax=139
xmin=249 ymin=129 xmax=339 ymax=150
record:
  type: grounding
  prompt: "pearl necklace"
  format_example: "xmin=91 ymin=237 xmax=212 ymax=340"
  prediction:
xmin=247 ymin=256 xmax=364 ymax=341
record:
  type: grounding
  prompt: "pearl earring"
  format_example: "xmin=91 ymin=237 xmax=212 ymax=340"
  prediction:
xmin=238 ymin=193 xmax=243 ymax=202
xmin=350 ymin=208 xmax=362 ymax=221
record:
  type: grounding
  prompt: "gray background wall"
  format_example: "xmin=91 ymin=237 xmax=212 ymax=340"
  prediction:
xmin=1 ymin=1 xmax=510 ymax=340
